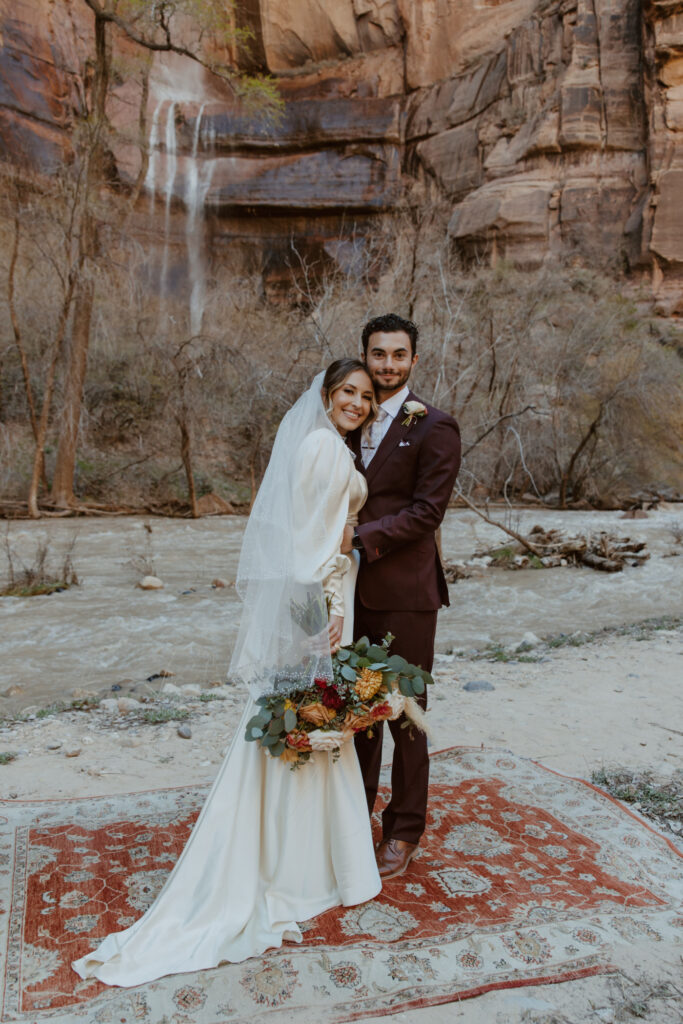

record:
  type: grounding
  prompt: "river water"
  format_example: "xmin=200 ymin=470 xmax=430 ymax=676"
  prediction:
xmin=1 ymin=508 xmax=681 ymax=708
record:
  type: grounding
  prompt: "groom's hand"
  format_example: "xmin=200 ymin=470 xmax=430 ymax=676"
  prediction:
xmin=341 ymin=525 xmax=354 ymax=554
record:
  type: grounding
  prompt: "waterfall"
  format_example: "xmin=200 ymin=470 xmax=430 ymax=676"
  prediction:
xmin=159 ymin=101 xmax=178 ymax=303
xmin=145 ymin=75 xmax=214 ymax=334
xmin=145 ymin=100 xmax=164 ymax=215
xmin=186 ymin=104 xmax=213 ymax=337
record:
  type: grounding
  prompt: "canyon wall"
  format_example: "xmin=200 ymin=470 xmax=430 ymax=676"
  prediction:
xmin=1 ymin=0 xmax=682 ymax=312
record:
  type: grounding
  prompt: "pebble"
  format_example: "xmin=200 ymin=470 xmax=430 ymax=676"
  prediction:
xmin=177 ymin=724 xmax=192 ymax=740
xmin=211 ymin=578 xmax=229 ymax=588
xmin=65 ymin=747 xmax=81 ymax=758
xmin=517 ymin=632 xmax=541 ymax=650
xmin=100 ymin=698 xmax=119 ymax=713
xmin=463 ymin=680 xmax=496 ymax=692
xmin=117 ymin=697 xmax=142 ymax=713
xmin=47 ymin=741 xmax=62 ymax=750
xmin=138 ymin=576 xmax=164 ymax=590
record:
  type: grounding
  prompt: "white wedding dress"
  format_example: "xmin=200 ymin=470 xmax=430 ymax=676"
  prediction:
xmin=72 ymin=430 xmax=380 ymax=987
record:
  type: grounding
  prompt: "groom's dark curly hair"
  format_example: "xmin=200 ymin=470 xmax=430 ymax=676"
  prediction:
xmin=361 ymin=313 xmax=419 ymax=356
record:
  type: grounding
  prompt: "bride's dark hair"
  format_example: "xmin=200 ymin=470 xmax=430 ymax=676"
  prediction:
xmin=322 ymin=358 xmax=378 ymax=425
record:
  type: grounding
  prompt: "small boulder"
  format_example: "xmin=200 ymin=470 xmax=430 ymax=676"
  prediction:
xmin=161 ymin=682 xmax=182 ymax=696
xmin=138 ymin=576 xmax=164 ymax=590
xmin=463 ymin=680 xmax=496 ymax=692
xmin=99 ymin=698 xmax=119 ymax=713
xmin=117 ymin=697 xmax=142 ymax=713
xmin=177 ymin=724 xmax=192 ymax=740
xmin=516 ymin=632 xmax=541 ymax=651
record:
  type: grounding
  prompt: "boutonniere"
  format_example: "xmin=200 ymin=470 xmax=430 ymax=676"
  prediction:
xmin=401 ymin=400 xmax=427 ymax=427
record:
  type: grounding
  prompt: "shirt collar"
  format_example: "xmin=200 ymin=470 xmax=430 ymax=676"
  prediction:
xmin=380 ymin=385 xmax=410 ymax=420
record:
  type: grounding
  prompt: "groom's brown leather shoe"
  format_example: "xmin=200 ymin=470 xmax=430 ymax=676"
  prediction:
xmin=375 ymin=838 xmax=418 ymax=880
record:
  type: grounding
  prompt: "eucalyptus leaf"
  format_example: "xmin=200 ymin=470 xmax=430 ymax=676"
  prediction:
xmin=273 ymin=702 xmax=285 ymax=718
xmin=368 ymin=662 xmax=388 ymax=671
xmin=366 ymin=645 xmax=387 ymax=661
xmin=354 ymin=636 xmax=370 ymax=652
xmin=250 ymin=726 xmax=264 ymax=739
xmin=412 ymin=676 xmax=425 ymax=696
xmin=340 ymin=664 xmax=357 ymax=682
xmin=262 ymin=733 xmax=279 ymax=747
xmin=268 ymin=718 xmax=284 ymax=735
xmin=283 ymin=708 xmax=297 ymax=732
xmin=270 ymin=740 xmax=285 ymax=757
xmin=387 ymin=654 xmax=409 ymax=672
xmin=335 ymin=648 xmax=351 ymax=662
xmin=398 ymin=676 xmax=414 ymax=697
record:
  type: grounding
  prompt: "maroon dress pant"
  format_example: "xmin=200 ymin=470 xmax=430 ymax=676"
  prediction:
xmin=353 ymin=597 xmax=437 ymax=845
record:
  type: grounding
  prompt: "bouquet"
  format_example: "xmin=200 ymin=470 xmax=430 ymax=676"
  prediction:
xmin=244 ymin=634 xmax=433 ymax=768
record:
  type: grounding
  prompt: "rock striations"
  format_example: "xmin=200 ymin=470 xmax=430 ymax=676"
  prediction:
xmin=0 ymin=0 xmax=682 ymax=310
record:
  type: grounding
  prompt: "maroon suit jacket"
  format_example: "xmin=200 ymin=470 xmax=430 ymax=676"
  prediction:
xmin=350 ymin=391 xmax=461 ymax=612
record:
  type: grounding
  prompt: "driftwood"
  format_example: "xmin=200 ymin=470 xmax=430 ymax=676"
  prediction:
xmin=480 ymin=525 xmax=649 ymax=572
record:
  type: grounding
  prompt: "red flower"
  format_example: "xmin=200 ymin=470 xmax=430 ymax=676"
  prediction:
xmin=321 ymin=687 xmax=345 ymax=710
xmin=314 ymin=677 xmax=329 ymax=691
xmin=370 ymin=701 xmax=391 ymax=719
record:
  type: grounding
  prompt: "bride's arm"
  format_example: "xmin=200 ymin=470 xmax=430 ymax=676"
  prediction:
xmin=292 ymin=429 xmax=354 ymax=616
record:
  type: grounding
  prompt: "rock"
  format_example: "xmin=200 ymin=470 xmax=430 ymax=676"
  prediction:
xmin=517 ymin=632 xmax=541 ymax=649
xmin=117 ymin=697 xmax=142 ymax=713
xmin=1 ymin=685 xmax=23 ymax=697
xmin=180 ymin=684 xmax=201 ymax=696
xmin=110 ymin=684 xmax=122 ymax=691
xmin=82 ymin=736 xmax=95 ymax=745
xmin=46 ymin=741 xmax=62 ymax=750
xmin=64 ymin=747 xmax=81 ymax=758
xmin=99 ymin=698 xmax=119 ymax=713
xmin=463 ymin=680 xmax=496 ymax=692
xmin=138 ymin=576 xmax=164 ymax=590
xmin=161 ymin=682 xmax=182 ymax=696
xmin=70 ymin=688 xmax=96 ymax=699
xmin=211 ymin=579 xmax=229 ymax=589
xmin=177 ymin=724 xmax=192 ymax=740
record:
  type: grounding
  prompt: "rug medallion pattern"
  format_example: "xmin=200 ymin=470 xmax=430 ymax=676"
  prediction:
xmin=1 ymin=748 xmax=681 ymax=1023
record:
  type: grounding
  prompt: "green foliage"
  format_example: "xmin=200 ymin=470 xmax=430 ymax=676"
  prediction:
xmin=141 ymin=707 xmax=190 ymax=723
xmin=0 ymin=752 xmax=17 ymax=765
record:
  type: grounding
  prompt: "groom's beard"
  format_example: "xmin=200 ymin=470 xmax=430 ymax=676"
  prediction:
xmin=370 ymin=366 xmax=412 ymax=398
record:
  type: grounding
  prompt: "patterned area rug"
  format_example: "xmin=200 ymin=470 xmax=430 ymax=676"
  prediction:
xmin=1 ymin=748 xmax=682 ymax=1024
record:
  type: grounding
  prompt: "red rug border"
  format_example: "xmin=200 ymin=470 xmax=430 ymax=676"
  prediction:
xmin=335 ymin=964 xmax=616 ymax=1022
xmin=3 ymin=743 xmax=680 ymax=859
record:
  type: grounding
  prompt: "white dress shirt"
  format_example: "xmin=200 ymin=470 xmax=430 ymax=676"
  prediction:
xmin=361 ymin=385 xmax=410 ymax=467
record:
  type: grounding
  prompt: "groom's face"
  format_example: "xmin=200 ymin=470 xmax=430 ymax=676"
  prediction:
xmin=363 ymin=331 xmax=418 ymax=398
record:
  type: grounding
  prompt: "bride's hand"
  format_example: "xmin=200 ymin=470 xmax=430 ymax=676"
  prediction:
xmin=328 ymin=614 xmax=344 ymax=653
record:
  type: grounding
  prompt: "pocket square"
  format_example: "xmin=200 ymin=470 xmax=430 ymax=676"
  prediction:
xmin=398 ymin=441 xmax=411 ymax=447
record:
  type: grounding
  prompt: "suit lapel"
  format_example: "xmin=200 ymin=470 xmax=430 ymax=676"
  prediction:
xmin=365 ymin=391 xmax=415 ymax=483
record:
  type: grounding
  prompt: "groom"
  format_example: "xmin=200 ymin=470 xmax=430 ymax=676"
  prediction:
xmin=343 ymin=313 xmax=461 ymax=879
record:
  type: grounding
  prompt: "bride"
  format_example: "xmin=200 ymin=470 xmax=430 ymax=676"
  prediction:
xmin=72 ymin=358 xmax=381 ymax=987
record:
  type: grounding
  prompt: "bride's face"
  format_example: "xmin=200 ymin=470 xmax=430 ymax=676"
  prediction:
xmin=327 ymin=369 xmax=374 ymax=435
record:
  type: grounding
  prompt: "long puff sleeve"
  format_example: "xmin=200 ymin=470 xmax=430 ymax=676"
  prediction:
xmin=292 ymin=429 xmax=354 ymax=617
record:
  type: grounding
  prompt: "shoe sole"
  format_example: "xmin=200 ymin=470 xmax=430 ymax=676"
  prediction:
xmin=378 ymin=848 xmax=417 ymax=881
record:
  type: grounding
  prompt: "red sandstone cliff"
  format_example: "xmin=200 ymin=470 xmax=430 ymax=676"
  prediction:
xmin=1 ymin=0 xmax=682 ymax=312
